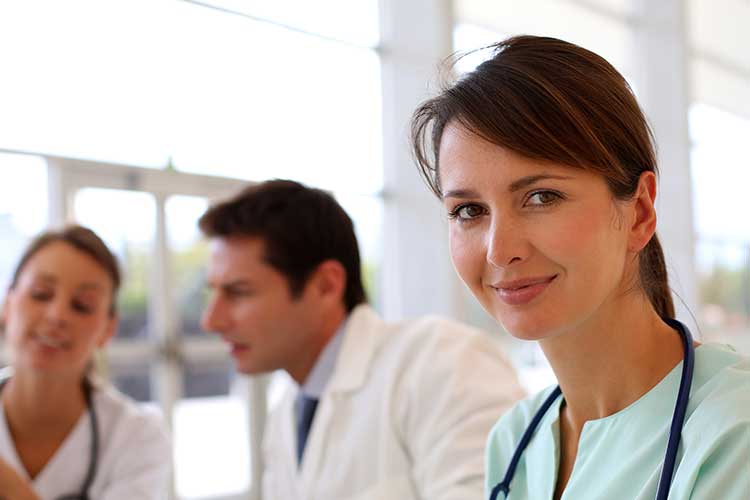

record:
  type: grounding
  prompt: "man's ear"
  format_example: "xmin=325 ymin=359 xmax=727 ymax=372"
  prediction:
xmin=628 ymin=171 xmax=658 ymax=253
xmin=310 ymin=260 xmax=347 ymax=305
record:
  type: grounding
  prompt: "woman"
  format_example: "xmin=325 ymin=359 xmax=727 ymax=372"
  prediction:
xmin=0 ymin=225 xmax=171 ymax=499
xmin=412 ymin=36 xmax=750 ymax=499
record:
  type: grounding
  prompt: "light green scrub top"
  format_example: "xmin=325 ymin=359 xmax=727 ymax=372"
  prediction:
xmin=485 ymin=343 xmax=750 ymax=499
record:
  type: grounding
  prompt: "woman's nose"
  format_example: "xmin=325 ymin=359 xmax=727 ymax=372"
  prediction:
xmin=44 ymin=297 xmax=71 ymax=326
xmin=486 ymin=218 xmax=529 ymax=268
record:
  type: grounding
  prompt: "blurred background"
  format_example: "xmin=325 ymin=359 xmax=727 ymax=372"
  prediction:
xmin=0 ymin=0 xmax=747 ymax=498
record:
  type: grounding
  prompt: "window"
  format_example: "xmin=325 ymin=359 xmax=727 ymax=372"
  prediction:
xmin=1 ymin=1 xmax=384 ymax=497
xmin=0 ymin=154 xmax=48 ymax=292
xmin=690 ymin=104 xmax=750 ymax=354
xmin=0 ymin=0 xmax=383 ymax=195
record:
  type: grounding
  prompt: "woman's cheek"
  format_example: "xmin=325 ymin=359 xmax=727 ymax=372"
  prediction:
xmin=449 ymin=227 xmax=483 ymax=290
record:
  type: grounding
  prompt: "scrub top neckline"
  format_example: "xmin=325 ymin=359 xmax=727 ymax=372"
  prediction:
xmin=543 ymin=345 xmax=697 ymax=500
xmin=549 ymin=344 xmax=704 ymax=428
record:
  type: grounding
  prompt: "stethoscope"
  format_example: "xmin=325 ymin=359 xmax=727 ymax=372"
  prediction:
xmin=489 ymin=318 xmax=695 ymax=500
xmin=0 ymin=376 xmax=100 ymax=500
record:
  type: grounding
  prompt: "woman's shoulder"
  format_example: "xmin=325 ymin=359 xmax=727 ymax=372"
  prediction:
xmin=678 ymin=346 xmax=750 ymax=497
xmin=91 ymin=383 xmax=171 ymax=448
xmin=694 ymin=342 xmax=749 ymax=374
xmin=689 ymin=343 xmax=750 ymax=418
xmin=88 ymin=384 xmax=172 ymax=495
xmin=683 ymin=344 xmax=750 ymax=452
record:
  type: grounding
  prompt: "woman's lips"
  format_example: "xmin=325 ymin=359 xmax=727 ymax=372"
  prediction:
xmin=492 ymin=275 xmax=557 ymax=306
xmin=34 ymin=334 xmax=69 ymax=350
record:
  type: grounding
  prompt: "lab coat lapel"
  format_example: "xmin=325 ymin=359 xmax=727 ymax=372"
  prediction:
xmin=298 ymin=305 xmax=383 ymax=486
xmin=328 ymin=305 xmax=383 ymax=394
xmin=277 ymin=389 xmax=301 ymax=477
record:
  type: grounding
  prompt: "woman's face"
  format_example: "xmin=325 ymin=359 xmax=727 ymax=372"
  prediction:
xmin=2 ymin=241 xmax=116 ymax=377
xmin=439 ymin=123 xmax=638 ymax=341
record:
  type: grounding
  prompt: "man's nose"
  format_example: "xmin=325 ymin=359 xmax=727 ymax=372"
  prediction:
xmin=200 ymin=295 xmax=224 ymax=334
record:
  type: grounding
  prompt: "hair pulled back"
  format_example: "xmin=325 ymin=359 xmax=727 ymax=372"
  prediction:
xmin=411 ymin=35 xmax=674 ymax=318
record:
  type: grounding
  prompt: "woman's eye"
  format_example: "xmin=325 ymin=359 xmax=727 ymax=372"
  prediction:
xmin=526 ymin=190 xmax=562 ymax=206
xmin=449 ymin=204 xmax=485 ymax=221
xmin=72 ymin=300 xmax=95 ymax=314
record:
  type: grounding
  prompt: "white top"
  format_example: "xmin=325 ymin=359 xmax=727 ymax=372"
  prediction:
xmin=0 ymin=384 xmax=172 ymax=500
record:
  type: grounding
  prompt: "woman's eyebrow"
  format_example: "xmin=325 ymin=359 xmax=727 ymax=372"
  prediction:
xmin=32 ymin=273 xmax=57 ymax=283
xmin=442 ymin=188 xmax=480 ymax=200
xmin=508 ymin=174 xmax=573 ymax=192
xmin=77 ymin=283 xmax=105 ymax=291
xmin=442 ymin=174 xmax=573 ymax=199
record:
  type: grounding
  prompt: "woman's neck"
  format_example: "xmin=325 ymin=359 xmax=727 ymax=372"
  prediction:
xmin=539 ymin=291 xmax=684 ymax=431
xmin=2 ymin=370 xmax=88 ymax=438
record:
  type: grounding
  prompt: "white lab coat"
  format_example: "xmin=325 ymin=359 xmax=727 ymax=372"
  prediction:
xmin=0 ymin=384 xmax=171 ymax=500
xmin=262 ymin=305 xmax=524 ymax=500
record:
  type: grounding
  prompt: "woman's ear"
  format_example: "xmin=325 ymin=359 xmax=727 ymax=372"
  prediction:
xmin=97 ymin=315 xmax=118 ymax=348
xmin=628 ymin=171 xmax=658 ymax=253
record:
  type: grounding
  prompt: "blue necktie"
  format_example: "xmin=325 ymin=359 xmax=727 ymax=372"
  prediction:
xmin=296 ymin=395 xmax=319 ymax=465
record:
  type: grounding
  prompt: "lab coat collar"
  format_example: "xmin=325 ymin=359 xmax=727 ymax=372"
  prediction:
xmin=326 ymin=304 xmax=383 ymax=394
xmin=300 ymin=318 xmax=347 ymax=399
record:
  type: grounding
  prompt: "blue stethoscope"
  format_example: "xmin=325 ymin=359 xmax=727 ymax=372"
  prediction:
xmin=490 ymin=318 xmax=695 ymax=500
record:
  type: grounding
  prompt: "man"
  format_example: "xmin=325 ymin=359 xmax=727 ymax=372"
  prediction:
xmin=199 ymin=179 xmax=524 ymax=500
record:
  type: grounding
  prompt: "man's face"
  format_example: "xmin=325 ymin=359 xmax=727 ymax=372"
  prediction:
xmin=201 ymin=236 xmax=321 ymax=375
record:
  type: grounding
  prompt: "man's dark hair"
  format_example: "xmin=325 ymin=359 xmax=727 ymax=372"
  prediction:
xmin=198 ymin=179 xmax=367 ymax=311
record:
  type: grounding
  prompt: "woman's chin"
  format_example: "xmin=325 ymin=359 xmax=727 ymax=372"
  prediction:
xmin=496 ymin=312 xmax=559 ymax=341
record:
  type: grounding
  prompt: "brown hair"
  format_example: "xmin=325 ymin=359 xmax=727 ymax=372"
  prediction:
xmin=411 ymin=35 xmax=674 ymax=318
xmin=10 ymin=225 xmax=122 ymax=315
xmin=199 ymin=179 xmax=367 ymax=312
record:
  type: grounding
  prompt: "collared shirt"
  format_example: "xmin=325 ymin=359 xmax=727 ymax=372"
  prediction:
xmin=299 ymin=317 xmax=348 ymax=399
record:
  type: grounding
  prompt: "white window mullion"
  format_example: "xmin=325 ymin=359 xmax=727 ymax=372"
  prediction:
xmin=151 ymin=192 xmax=182 ymax=422
xmin=45 ymin=159 xmax=67 ymax=227
xmin=378 ymin=0 xmax=462 ymax=322
xmin=151 ymin=192 xmax=181 ymax=500
xmin=633 ymin=0 xmax=698 ymax=332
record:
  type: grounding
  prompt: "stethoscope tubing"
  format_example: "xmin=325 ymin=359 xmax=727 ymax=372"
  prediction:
xmin=489 ymin=386 xmax=562 ymax=500
xmin=490 ymin=319 xmax=695 ymax=500
xmin=656 ymin=318 xmax=695 ymax=498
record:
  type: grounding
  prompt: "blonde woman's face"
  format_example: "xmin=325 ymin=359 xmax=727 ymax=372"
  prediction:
xmin=2 ymin=241 xmax=117 ymax=378
xmin=438 ymin=123 xmax=637 ymax=341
